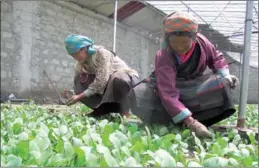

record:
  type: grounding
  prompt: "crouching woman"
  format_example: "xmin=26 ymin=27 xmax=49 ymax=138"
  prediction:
xmin=130 ymin=11 xmax=239 ymax=138
xmin=65 ymin=34 xmax=139 ymax=118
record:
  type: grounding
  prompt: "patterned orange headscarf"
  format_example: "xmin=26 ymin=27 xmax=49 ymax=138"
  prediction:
xmin=163 ymin=11 xmax=198 ymax=33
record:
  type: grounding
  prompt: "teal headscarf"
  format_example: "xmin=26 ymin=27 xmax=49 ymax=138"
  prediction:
xmin=64 ymin=34 xmax=96 ymax=55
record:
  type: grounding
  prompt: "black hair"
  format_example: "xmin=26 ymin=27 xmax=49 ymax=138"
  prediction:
xmin=167 ymin=31 xmax=196 ymax=37
xmin=165 ymin=31 xmax=197 ymax=43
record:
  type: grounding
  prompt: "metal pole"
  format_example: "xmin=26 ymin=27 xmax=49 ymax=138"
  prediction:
xmin=239 ymin=53 xmax=243 ymax=81
xmin=237 ymin=0 xmax=254 ymax=128
xmin=113 ymin=1 xmax=118 ymax=52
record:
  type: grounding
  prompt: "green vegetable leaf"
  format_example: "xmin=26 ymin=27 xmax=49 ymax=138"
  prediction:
xmin=188 ymin=161 xmax=202 ymax=167
xmin=90 ymin=132 xmax=102 ymax=144
xmin=85 ymin=153 xmax=99 ymax=167
xmin=159 ymin=126 xmax=169 ymax=135
xmin=15 ymin=140 xmax=30 ymax=160
xmin=252 ymin=161 xmax=258 ymax=167
xmin=177 ymin=162 xmax=185 ymax=167
xmin=12 ymin=123 xmax=22 ymax=135
xmin=53 ymin=125 xmax=68 ymax=137
xmin=161 ymin=134 xmax=174 ymax=143
xmin=248 ymin=132 xmax=256 ymax=144
xmin=82 ymin=134 xmax=91 ymax=144
xmin=228 ymin=158 xmax=239 ymax=166
xmin=74 ymin=147 xmax=86 ymax=166
xmin=18 ymin=132 xmax=29 ymax=140
xmin=1 ymin=155 xmax=6 ymax=166
xmin=203 ymin=157 xmax=229 ymax=167
xmin=55 ymin=140 xmax=64 ymax=153
xmin=243 ymin=157 xmax=253 ymax=167
xmin=175 ymin=134 xmax=182 ymax=142
xmin=63 ymin=141 xmax=74 ymax=159
xmin=111 ymin=148 xmax=121 ymax=162
xmin=98 ymin=119 xmax=109 ymax=129
xmin=101 ymin=124 xmax=114 ymax=146
xmin=211 ymin=143 xmax=222 ymax=156
xmin=240 ymin=148 xmax=250 ymax=157
xmin=1 ymin=103 xmax=258 ymax=167
xmin=97 ymin=144 xmax=110 ymax=155
xmin=109 ymin=131 xmax=128 ymax=149
xmin=103 ymin=153 xmax=119 ymax=167
xmin=29 ymin=140 xmax=40 ymax=153
xmin=128 ymin=123 xmax=138 ymax=134
xmin=216 ymin=137 xmax=228 ymax=148
xmin=228 ymin=143 xmax=238 ymax=151
xmin=193 ymin=134 xmax=201 ymax=146
xmin=72 ymin=137 xmax=84 ymax=147
xmin=121 ymin=146 xmax=131 ymax=157
xmin=147 ymin=149 xmax=176 ymax=167
xmin=38 ymin=148 xmax=53 ymax=166
xmin=123 ymin=157 xmax=141 ymax=167
xmin=49 ymin=154 xmax=65 ymax=167
xmin=5 ymin=154 xmax=22 ymax=167
xmin=131 ymin=141 xmax=143 ymax=153
xmin=109 ymin=133 xmax=121 ymax=149
xmin=80 ymin=146 xmax=92 ymax=156
xmin=96 ymin=145 xmax=118 ymax=167
xmin=182 ymin=129 xmax=191 ymax=139
xmin=232 ymin=134 xmax=241 ymax=145
xmin=35 ymin=135 xmax=51 ymax=152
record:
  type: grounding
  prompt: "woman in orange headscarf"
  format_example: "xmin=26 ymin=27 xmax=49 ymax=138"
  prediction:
xmin=130 ymin=11 xmax=239 ymax=138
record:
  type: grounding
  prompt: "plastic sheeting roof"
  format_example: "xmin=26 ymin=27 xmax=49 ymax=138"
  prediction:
xmin=146 ymin=1 xmax=258 ymax=67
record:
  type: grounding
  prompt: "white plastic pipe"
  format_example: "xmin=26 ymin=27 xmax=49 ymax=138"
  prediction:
xmin=237 ymin=0 xmax=254 ymax=128
xmin=113 ymin=1 xmax=118 ymax=52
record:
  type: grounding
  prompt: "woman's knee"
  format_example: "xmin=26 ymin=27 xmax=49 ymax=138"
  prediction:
xmin=112 ymin=72 xmax=131 ymax=89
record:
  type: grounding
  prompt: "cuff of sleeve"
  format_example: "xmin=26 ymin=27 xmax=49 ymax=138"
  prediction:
xmin=172 ymin=108 xmax=192 ymax=124
xmin=216 ymin=68 xmax=230 ymax=78
xmin=83 ymin=89 xmax=94 ymax=97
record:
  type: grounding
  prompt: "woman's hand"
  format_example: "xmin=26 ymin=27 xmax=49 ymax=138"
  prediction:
xmin=66 ymin=93 xmax=85 ymax=106
xmin=224 ymin=75 xmax=239 ymax=89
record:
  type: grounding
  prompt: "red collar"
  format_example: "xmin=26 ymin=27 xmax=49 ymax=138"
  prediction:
xmin=178 ymin=42 xmax=196 ymax=63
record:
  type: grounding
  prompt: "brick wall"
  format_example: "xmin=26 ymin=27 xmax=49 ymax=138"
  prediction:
xmin=1 ymin=1 xmax=158 ymax=99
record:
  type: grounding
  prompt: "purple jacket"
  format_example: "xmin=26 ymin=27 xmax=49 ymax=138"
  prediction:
xmin=155 ymin=33 xmax=229 ymax=124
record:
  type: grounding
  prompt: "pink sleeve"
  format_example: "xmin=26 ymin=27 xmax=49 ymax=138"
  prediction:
xmin=155 ymin=52 xmax=192 ymax=124
xmin=206 ymin=38 xmax=229 ymax=77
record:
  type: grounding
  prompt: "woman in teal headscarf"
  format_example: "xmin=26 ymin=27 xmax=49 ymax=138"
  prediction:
xmin=64 ymin=34 xmax=139 ymax=117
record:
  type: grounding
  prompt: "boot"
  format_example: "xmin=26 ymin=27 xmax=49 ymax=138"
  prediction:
xmin=184 ymin=117 xmax=213 ymax=138
xmin=121 ymin=112 xmax=131 ymax=118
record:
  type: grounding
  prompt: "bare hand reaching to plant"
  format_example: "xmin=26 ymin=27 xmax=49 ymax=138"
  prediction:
xmin=66 ymin=93 xmax=85 ymax=106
